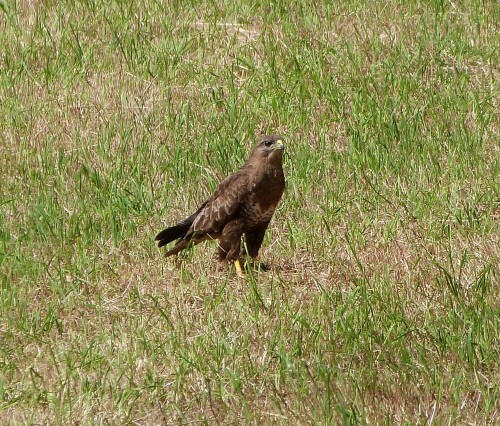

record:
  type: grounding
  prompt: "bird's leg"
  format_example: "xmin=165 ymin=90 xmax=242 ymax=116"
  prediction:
xmin=243 ymin=226 xmax=270 ymax=271
xmin=218 ymin=219 xmax=246 ymax=277
xmin=234 ymin=259 xmax=245 ymax=277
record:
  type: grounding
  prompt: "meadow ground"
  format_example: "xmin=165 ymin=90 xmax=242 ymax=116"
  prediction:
xmin=0 ymin=0 xmax=499 ymax=424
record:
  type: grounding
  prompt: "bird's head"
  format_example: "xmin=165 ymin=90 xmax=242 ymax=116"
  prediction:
xmin=253 ymin=134 xmax=285 ymax=161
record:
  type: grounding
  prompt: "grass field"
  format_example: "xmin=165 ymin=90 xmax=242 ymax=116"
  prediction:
xmin=1 ymin=0 xmax=499 ymax=424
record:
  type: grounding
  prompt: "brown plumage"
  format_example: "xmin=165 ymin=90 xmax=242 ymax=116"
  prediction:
xmin=155 ymin=135 xmax=285 ymax=264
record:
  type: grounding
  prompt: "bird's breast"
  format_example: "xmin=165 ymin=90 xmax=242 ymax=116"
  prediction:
xmin=241 ymin=200 xmax=276 ymax=227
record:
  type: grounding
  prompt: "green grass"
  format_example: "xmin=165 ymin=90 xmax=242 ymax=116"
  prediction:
xmin=0 ymin=0 xmax=499 ymax=423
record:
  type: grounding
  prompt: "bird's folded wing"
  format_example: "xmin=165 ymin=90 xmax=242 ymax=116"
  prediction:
xmin=191 ymin=172 xmax=250 ymax=235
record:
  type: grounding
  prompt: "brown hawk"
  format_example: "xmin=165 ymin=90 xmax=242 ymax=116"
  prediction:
xmin=155 ymin=134 xmax=285 ymax=274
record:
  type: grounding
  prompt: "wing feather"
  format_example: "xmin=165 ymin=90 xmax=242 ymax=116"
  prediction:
xmin=190 ymin=171 xmax=250 ymax=235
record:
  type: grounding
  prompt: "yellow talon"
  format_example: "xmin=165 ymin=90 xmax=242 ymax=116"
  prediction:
xmin=234 ymin=259 xmax=244 ymax=277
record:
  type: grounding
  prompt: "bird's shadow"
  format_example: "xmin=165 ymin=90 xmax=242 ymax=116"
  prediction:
xmin=168 ymin=250 xmax=273 ymax=277
xmin=244 ymin=260 xmax=270 ymax=272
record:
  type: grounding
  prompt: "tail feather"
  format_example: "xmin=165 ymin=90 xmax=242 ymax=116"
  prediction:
xmin=164 ymin=233 xmax=213 ymax=257
xmin=156 ymin=202 xmax=208 ymax=252
xmin=164 ymin=239 xmax=191 ymax=257
xmin=155 ymin=223 xmax=190 ymax=248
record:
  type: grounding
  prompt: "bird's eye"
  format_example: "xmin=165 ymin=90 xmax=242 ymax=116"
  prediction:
xmin=264 ymin=140 xmax=273 ymax=147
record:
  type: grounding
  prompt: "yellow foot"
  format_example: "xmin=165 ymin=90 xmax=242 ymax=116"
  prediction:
xmin=234 ymin=259 xmax=245 ymax=277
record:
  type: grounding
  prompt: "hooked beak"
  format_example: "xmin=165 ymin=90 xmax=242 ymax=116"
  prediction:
xmin=275 ymin=139 xmax=285 ymax=151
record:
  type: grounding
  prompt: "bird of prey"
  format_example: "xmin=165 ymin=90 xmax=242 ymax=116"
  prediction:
xmin=155 ymin=134 xmax=285 ymax=275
